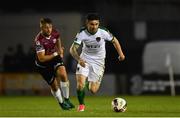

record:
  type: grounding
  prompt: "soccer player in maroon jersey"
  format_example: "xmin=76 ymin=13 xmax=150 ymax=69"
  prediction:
xmin=34 ymin=18 xmax=74 ymax=110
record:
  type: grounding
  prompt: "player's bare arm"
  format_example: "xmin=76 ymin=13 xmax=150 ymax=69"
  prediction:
xmin=70 ymin=43 xmax=86 ymax=67
xmin=37 ymin=51 xmax=58 ymax=62
xmin=112 ymin=37 xmax=125 ymax=61
xmin=56 ymin=37 xmax=64 ymax=58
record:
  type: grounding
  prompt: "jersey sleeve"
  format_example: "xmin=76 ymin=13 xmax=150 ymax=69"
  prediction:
xmin=35 ymin=40 xmax=45 ymax=53
xmin=73 ymin=33 xmax=83 ymax=45
xmin=104 ymin=30 xmax=114 ymax=42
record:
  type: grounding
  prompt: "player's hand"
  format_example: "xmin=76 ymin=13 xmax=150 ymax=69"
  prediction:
xmin=78 ymin=59 xmax=86 ymax=68
xmin=58 ymin=47 xmax=64 ymax=58
xmin=118 ymin=54 xmax=125 ymax=61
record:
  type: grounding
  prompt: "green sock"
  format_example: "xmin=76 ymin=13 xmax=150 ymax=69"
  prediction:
xmin=85 ymin=80 xmax=89 ymax=90
xmin=77 ymin=89 xmax=85 ymax=105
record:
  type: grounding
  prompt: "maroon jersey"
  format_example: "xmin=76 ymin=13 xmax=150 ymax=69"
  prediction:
xmin=34 ymin=29 xmax=60 ymax=55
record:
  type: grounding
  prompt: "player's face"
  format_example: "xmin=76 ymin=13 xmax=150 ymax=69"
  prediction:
xmin=86 ymin=20 xmax=99 ymax=34
xmin=41 ymin=23 xmax=53 ymax=37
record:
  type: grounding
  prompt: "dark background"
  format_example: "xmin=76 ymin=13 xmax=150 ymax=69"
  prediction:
xmin=1 ymin=0 xmax=180 ymax=95
xmin=1 ymin=0 xmax=180 ymax=74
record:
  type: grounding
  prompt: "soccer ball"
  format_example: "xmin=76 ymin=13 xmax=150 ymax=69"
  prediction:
xmin=111 ymin=97 xmax=127 ymax=112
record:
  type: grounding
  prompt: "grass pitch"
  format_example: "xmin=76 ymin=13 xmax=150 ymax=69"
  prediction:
xmin=0 ymin=95 xmax=180 ymax=117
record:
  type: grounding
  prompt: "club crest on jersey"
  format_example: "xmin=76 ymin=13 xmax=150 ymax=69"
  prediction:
xmin=36 ymin=41 xmax=40 ymax=45
xmin=96 ymin=37 xmax=101 ymax=42
xmin=53 ymin=39 xmax=56 ymax=43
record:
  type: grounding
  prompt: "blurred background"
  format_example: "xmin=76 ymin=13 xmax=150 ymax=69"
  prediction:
xmin=1 ymin=0 xmax=180 ymax=96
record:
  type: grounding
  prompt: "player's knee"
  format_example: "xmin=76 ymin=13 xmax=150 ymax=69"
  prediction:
xmin=56 ymin=67 xmax=68 ymax=80
xmin=90 ymin=87 xmax=98 ymax=94
xmin=89 ymin=82 xmax=99 ymax=94
xmin=60 ymin=74 xmax=68 ymax=81
xmin=56 ymin=71 xmax=67 ymax=81
xmin=77 ymin=82 xmax=85 ymax=90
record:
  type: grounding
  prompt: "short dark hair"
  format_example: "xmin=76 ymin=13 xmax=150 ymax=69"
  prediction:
xmin=86 ymin=13 xmax=100 ymax=21
xmin=40 ymin=18 xmax=52 ymax=25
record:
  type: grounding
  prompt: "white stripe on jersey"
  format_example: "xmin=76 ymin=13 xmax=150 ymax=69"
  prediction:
xmin=36 ymin=49 xmax=45 ymax=53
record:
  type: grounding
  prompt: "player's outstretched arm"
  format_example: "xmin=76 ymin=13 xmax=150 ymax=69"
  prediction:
xmin=69 ymin=43 xmax=86 ymax=67
xmin=112 ymin=37 xmax=125 ymax=61
xmin=37 ymin=51 xmax=59 ymax=62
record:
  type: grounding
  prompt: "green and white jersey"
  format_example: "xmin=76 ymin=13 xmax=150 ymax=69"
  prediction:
xmin=74 ymin=27 xmax=114 ymax=59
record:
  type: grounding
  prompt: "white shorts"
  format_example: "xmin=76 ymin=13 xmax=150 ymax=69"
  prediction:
xmin=76 ymin=61 xmax=105 ymax=83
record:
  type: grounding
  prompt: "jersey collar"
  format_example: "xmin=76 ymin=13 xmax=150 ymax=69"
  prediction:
xmin=86 ymin=28 xmax=98 ymax=35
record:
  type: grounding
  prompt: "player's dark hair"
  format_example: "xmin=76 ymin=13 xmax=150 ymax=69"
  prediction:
xmin=86 ymin=13 xmax=100 ymax=21
xmin=40 ymin=18 xmax=52 ymax=25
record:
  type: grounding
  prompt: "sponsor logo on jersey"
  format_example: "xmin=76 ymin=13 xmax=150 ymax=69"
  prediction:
xmin=86 ymin=45 xmax=100 ymax=48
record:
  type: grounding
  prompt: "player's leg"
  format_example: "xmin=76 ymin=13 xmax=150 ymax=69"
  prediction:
xmin=76 ymin=63 xmax=89 ymax=111
xmin=76 ymin=74 xmax=87 ymax=111
xmin=50 ymin=78 xmax=71 ymax=110
xmin=36 ymin=66 xmax=71 ymax=110
xmin=56 ymin=65 xmax=75 ymax=108
xmin=89 ymin=82 xmax=101 ymax=94
xmin=88 ymin=65 xmax=104 ymax=94
xmin=50 ymin=78 xmax=63 ymax=103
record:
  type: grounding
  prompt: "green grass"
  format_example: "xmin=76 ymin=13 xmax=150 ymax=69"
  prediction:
xmin=0 ymin=95 xmax=180 ymax=117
